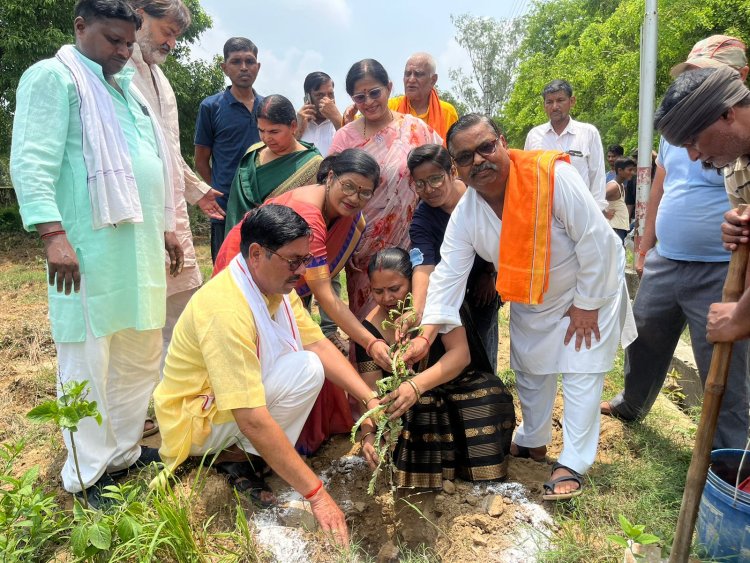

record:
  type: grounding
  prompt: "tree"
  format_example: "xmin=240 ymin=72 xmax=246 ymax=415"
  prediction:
xmin=502 ymin=0 xmax=750 ymax=149
xmin=448 ymin=14 xmax=523 ymax=117
xmin=0 ymin=0 xmax=223 ymax=164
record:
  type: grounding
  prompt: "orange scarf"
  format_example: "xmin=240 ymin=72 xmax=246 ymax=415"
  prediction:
xmin=495 ymin=149 xmax=570 ymax=305
xmin=395 ymin=88 xmax=448 ymax=141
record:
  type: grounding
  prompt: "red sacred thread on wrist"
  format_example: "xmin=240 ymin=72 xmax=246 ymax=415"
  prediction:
xmin=413 ymin=335 xmax=430 ymax=348
xmin=366 ymin=338 xmax=385 ymax=357
xmin=304 ymin=480 xmax=324 ymax=500
xmin=40 ymin=230 xmax=66 ymax=240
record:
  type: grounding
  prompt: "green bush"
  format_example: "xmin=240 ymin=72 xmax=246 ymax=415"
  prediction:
xmin=0 ymin=206 xmax=23 ymax=233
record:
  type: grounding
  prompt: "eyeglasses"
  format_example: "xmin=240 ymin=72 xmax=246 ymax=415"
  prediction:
xmin=262 ymin=246 xmax=314 ymax=271
xmin=351 ymin=87 xmax=384 ymax=105
xmin=335 ymin=174 xmax=374 ymax=200
xmin=451 ymin=138 xmax=500 ymax=167
xmin=413 ymin=173 xmax=446 ymax=193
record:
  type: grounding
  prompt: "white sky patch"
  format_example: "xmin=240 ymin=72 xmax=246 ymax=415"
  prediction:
xmin=274 ymin=0 xmax=353 ymax=27
xmin=254 ymin=48 xmax=326 ymax=103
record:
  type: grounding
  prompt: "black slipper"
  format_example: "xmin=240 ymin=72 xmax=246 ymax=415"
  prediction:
xmin=542 ymin=462 xmax=583 ymax=501
xmin=510 ymin=442 xmax=548 ymax=463
xmin=215 ymin=461 xmax=276 ymax=508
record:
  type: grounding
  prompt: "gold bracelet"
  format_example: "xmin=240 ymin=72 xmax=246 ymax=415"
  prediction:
xmin=405 ymin=378 xmax=422 ymax=402
xmin=361 ymin=389 xmax=379 ymax=408
xmin=359 ymin=431 xmax=374 ymax=446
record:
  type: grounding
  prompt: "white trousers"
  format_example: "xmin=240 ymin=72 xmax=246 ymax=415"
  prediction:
xmin=56 ymin=327 xmax=161 ymax=492
xmin=513 ymin=371 xmax=605 ymax=475
xmin=189 ymin=351 xmax=325 ymax=458
xmin=161 ymin=287 xmax=197 ymax=371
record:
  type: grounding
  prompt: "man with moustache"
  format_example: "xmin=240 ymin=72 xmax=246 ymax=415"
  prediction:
xmin=10 ymin=0 xmax=180 ymax=507
xmin=602 ymin=36 xmax=750 ymax=450
xmin=404 ymin=114 xmax=634 ymax=500
xmin=127 ymin=0 xmax=223 ymax=375
xmin=296 ymin=71 xmax=343 ymax=157
xmin=388 ymin=52 xmax=458 ymax=143
xmin=154 ymin=205 xmax=380 ymax=541
xmin=525 ymin=79 xmax=607 ymax=210
xmin=195 ymin=37 xmax=264 ymax=261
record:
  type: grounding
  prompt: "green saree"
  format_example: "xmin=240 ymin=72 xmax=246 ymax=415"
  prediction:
xmin=225 ymin=140 xmax=322 ymax=235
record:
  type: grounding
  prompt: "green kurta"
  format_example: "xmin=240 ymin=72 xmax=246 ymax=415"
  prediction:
xmin=10 ymin=49 xmax=167 ymax=342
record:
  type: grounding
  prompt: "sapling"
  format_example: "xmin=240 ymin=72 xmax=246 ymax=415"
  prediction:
xmin=351 ymin=294 xmax=423 ymax=494
xmin=27 ymin=378 xmax=102 ymax=508
xmin=607 ymin=514 xmax=661 ymax=561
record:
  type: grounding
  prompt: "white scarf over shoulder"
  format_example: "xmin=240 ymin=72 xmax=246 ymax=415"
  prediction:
xmin=55 ymin=45 xmax=175 ymax=231
xmin=229 ymin=254 xmax=303 ymax=374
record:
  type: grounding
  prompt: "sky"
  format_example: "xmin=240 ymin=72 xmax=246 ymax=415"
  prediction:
xmin=188 ymin=0 xmax=533 ymax=106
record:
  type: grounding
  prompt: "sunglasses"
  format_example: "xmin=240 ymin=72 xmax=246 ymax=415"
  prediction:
xmin=262 ymin=246 xmax=314 ymax=271
xmin=451 ymin=138 xmax=500 ymax=167
xmin=413 ymin=173 xmax=446 ymax=193
xmin=351 ymin=87 xmax=384 ymax=105
xmin=335 ymin=174 xmax=374 ymax=200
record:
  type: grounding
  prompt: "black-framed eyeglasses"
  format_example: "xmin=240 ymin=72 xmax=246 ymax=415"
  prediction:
xmin=413 ymin=173 xmax=446 ymax=193
xmin=351 ymin=87 xmax=384 ymax=105
xmin=335 ymin=174 xmax=374 ymax=200
xmin=262 ymin=246 xmax=314 ymax=271
xmin=451 ymin=138 xmax=500 ymax=167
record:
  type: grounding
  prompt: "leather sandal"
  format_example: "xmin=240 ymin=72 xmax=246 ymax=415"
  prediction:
xmin=510 ymin=442 xmax=548 ymax=463
xmin=215 ymin=461 xmax=276 ymax=508
xmin=542 ymin=462 xmax=583 ymax=501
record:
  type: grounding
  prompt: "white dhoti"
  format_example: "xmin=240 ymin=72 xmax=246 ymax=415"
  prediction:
xmin=189 ymin=351 xmax=325 ymax=457
xmin=513 ymin=371 xmax=605 ymax=474
xmin=56 ymin=323 xmax=161 ymax=493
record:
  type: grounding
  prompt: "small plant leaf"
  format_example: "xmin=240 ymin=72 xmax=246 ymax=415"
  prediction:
xmin=607 ymin=534 xmax=629 ymax=548
xmin=87 ymin=521 xmax=112 ymax=550
xmin=26 ymin=402 xmax=59 ymax=423
xmin=637 ymin=534 xmax=661 ymax=545
xmin=71 ymin=525 xmax=88 ymax=556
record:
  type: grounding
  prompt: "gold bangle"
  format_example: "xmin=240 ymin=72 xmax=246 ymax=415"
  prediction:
xmin=359 ymin=431 xmax=374 ymax=446
xmin=361 ymin=390 xmax=379 ymax=408
xmin=405 ymin=378 xmax=422 ymax=402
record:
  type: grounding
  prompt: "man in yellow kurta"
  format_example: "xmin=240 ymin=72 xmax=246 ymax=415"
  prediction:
xmin=388 ymin=52 xmax=459 ymax=143
xmin=154 ymin=205 xmax=380 ymax=543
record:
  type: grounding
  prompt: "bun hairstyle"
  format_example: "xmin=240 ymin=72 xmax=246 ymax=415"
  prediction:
xmin=257 ymin=94 xmax=297 ymax=126
xmin=367 ymin=247 xmax=412 ymax=280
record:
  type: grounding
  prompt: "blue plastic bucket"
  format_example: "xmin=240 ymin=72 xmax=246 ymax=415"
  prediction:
xmin=697 ymin=449 xmax=750 ymax=560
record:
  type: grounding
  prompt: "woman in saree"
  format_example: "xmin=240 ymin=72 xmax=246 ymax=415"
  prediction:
xmin=214 ymin=149 xmax=393 ymax=454
xmin=355 ymin=248 xmax=516 ymax=488
xmin=224 ymin=94 xmax=323 ymax=234
xmin=329 ymin=59 xmax=442 ymax=320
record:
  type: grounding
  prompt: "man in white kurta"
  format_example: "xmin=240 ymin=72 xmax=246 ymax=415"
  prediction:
xmin=128 ymin=0 xmax=225 ymax=362
xmin=410 ymin=114 xmax=635 ymax=498
xmin=524 ymin=79 xmax=607 ymax=210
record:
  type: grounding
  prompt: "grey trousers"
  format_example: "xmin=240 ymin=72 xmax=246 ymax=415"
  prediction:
xmin=609 ymin=249 xmax=749 ymax=449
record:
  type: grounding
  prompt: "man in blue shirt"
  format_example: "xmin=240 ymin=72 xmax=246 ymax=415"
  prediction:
xmin=602 ymin=37 xmax=750 ymax=449
xmin=194 ymin=37 xmax=264 ymax=261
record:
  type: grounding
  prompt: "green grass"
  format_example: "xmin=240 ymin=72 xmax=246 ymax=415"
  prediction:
xmin=538 ymin=350 xmax=695 ymax=561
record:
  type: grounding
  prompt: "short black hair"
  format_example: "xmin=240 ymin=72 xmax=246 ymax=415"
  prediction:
xmin=614 ymin=157 xmax=636 ymax=172
xmin=75 ymin=0 xmax=142 ymax=28
xmin=257 ymin=95 xmax=296 ymax=126
xmin=316 ymin=148 xmax=381 ymax=187
xmin=304 ymin=71 xmax=333 ymax=95
xmin=407 ymin=144 xmax=452 ymax=175
xmin=239 ymin=205 xmax=311 ymax=259
xmin=345 ymin=59 xmax=389 ymax=95
xmin=223 ymin=37 xmax=257 ymax=60
xmin=367 ymin=247 xmax=412 ymax=280
xmin=445 ymin=113 xmax=503 ymax=154
xmin=542 ymin=79 xmax=573 ymax=99
xmin=607 ymin=145 xmax=624 ymax=156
